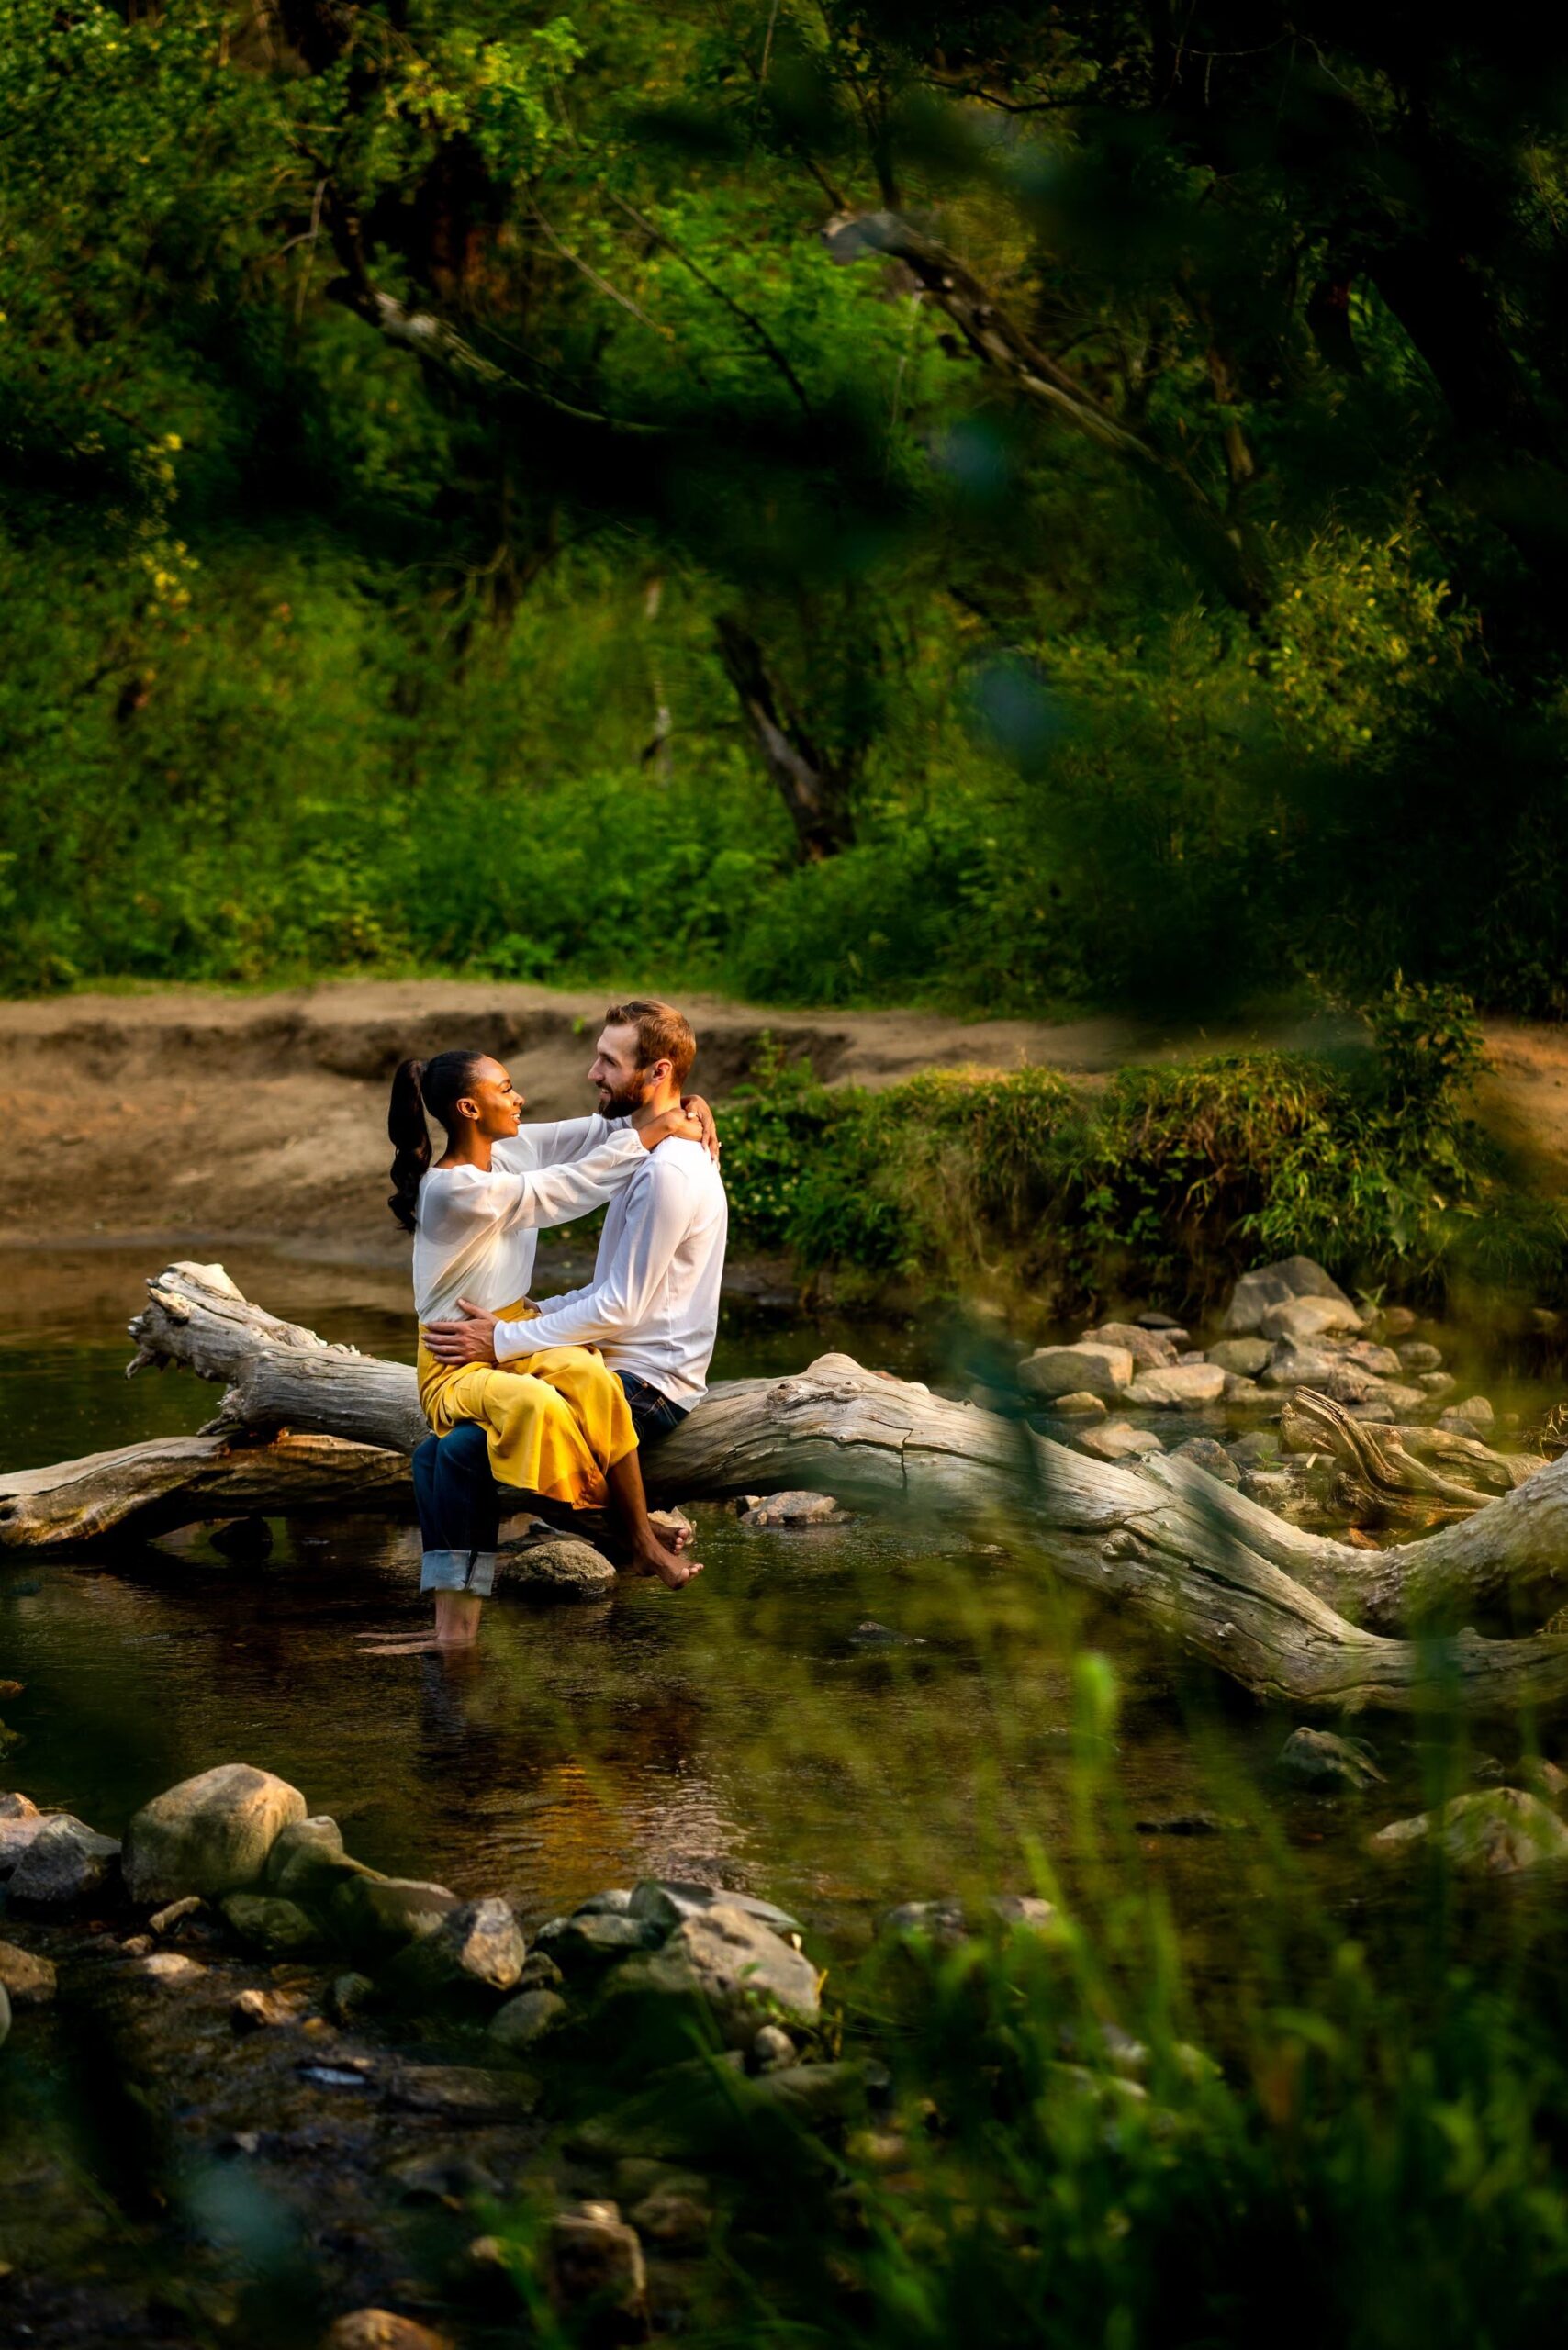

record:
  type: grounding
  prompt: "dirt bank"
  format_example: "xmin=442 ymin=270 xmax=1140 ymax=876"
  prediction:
xmin=0 ymin=979 xmax=1562 ymax=1262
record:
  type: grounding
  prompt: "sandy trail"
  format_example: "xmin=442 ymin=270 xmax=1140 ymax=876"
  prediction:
xmin=0 ymin=979 xmax=1562 ymax=1263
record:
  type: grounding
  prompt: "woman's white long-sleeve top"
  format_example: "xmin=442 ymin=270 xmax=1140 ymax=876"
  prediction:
xmin=411 ymin=1114 xmax=641 ymax=1326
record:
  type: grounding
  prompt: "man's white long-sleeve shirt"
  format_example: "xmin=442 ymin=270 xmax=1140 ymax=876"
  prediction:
xmin=493 ymin=1136 xmax=728 ymax=1406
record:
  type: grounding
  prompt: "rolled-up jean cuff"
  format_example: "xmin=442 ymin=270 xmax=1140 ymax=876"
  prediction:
xmin=420 ymin=1548 xmax=498 ymax=1598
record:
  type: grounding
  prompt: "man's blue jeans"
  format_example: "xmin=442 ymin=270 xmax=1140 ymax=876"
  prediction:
xmin=410 ymin=1369 xmax=689 ymax=1594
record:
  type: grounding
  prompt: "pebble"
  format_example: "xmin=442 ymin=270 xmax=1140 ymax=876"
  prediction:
xmin=149 ymin=1895 xmax=203 ymax=1936
xmin=751 ymin=2023 xmax=797 ymax=2072
xmin=231 ymin=1986 xmax=303 ymax=2032
xmin=135 ymin=1951 xmax=207 ymax=1984
xmin=739 ymin=1491 xmax=846 ymax=1526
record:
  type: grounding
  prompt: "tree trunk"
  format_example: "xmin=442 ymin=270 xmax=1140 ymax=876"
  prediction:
xmin=714 ymin=615 xmax=857 ymax=861
xmin=12 ymin=1261 xmax=1568 ymax=1717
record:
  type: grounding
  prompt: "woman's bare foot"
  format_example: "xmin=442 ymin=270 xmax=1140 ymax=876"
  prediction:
xmin=649 ymin=1508 xmax=696 ymax=1554
xmin=433 ymin=1591 xmax=484 ymax=1645
xmin=632 ymin=1534 xmax=704 ymax=1590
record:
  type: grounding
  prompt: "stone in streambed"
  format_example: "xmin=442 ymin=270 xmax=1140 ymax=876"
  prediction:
xmin=391 ymin=2064 xmax=541 ymax=2121
xmin=0 ymin=1789 xmax=42 ymax=1874
xmin=1170 ymin=1437 xmax=1242 ymax=1487
xmin=1417 ymin=1371 xmax=1457 ymax=1398
xmin=1370 ymin=1787 xmax=1568 ymax=1874
xmin=537 ymin=1911 xmax=663 ymax=1971
xmin=266 ymin=1815 xmax=344 ymax=1895
xmin=1440 ymin=1396 xmax=1495 ymax=1433
xmin=575 ymin=1887 xmax=634 ymax=1917
xmin=1262 ymin=1350 xmax=1380 ymax=1403
xmin=330 ymin=1871 xmax=461 ymax=1959
xmin=321 ymin=2313 xmax=454 ymax=2350
xmin=1081 ymin=1322 xmax=1178 ymax=1369
xmin=1223 ymin=1256 xmax=1357 ymax=1337
xmin=0 ymin=1939 xmax=56 ymax=2006
xmin=149 ymin=1895 xmax=203 ymax=1936
xmin=548 ymin=2203 xmax=647 ymax=2329
xmin=1207 ymin=1337 xmax=1271 ymax=1379
xmin=220 ymin=1893 xmax=324 ymax=1956
xmin=489 ymin=1987 xmax=568 ymax=2052
xmin=380 ymin=1897 xmax=527 ymax=2006
xmin=1053 ymin=1392 xmax=1107 ymax=1418
xmin=601 ymin=1904 xmax=819 ymax=2047
xmin=123 ymin=1763 xmax=306 ymax=1904
xmin=1126 ymin=1362 xmax=1226 ymax=1409
xmin=1397 ymin=1340 xmax=1444 ymax=1372
xmin=1338 ymin=1338 xmax=1405 ymax=1377
xmin=1076 ymin=1421 xmax=1163 ymax=1464
xmin=503 ymin=1530 xmax=617 ymax=1599
xmin=627 ymin=1878 xmax=802 ymax=1936
xmin=739 ymin=1491 xmax=846 ymax=1526
xmin=1018 ymin=1344 xmax=1135 ymax=1402
xmin=135 ymin=1951 xmax=207 ymax=1984
xmin=1221 ymin=1373 xmax=1265 ymax=1404
xmin=8 ymin=1815 xmax=120 ymax=1906
xmin=231 ymin=1986 xmax=304 ymax=2031
xmin=1279 ymin=1728 xmax=1383 ymax=1791
xmin=1260 ymin=1295 xmax=1363 ymax=1346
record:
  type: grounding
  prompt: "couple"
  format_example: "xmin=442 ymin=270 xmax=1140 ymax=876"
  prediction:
xmin=385 ymin=998 xmax=727 ymax=1649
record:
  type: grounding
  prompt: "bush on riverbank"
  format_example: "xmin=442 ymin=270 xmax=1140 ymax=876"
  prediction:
xmin=720 ymin=985 xmax=1567 ymax=1312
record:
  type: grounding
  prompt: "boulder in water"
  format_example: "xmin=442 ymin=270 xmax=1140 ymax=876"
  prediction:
xmin=8 ymin=1816 xmax=120 ymax=1906
xmin=603 ymin=1904 xmax=820 ymax=2047
xmin=1370 ymin=1787 xmax=1568 ymax=1874
xmin=123 ymin=1764 xmax=306 ymax=1904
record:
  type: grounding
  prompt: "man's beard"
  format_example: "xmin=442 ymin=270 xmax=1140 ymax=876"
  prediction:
xmin=597 ymin=1076 xmax=650 ymax=1118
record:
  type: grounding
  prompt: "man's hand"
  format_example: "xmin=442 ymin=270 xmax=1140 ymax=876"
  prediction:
xmin=423 ymin=1296 xmax=499 ymax=1367
xmin=681 ymin=1094 xmax=722 ymax=1160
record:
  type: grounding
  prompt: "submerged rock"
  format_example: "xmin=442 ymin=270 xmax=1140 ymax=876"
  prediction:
xmin=8 ymin=1815 xmax=120 ymax=1906
xmin=1075 ymin=1420 xmax=1164 ymax=1464
xmin=1279 ymin=1728 xmax=1384 ymax=1791
xmin=739 ymin=1491 xmax=846 ymax=1527
xmin=1370 ymin=1787 xmax=1568 ymax=1874
xmin=603 ymin=1904 xmax=820 ymax=2047
xmin=123 ymin=1763 xmax=306 ymax=1904
xmin=503 ymin=1530 xmax=617 ymax=1600
xmin=1207 ymin=1337 xmax=1271 ymax=1379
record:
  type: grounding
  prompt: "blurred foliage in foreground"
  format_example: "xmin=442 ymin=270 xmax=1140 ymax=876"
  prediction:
xmin=6 ymin=4 xmax=1568 ymax=1013
xmin=720 ymin=982 xmax=1568 ymax=1306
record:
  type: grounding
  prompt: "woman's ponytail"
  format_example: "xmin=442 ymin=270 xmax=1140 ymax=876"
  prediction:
xmin=387 ymin=1047 xmax=489 ymax=1231
xmin=387 ymin=1058 xmax=431 ymax=1232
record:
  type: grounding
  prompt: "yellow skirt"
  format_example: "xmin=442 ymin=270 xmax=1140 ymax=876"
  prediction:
xmin=417 ymin=1299 xmax=637 ymax=1514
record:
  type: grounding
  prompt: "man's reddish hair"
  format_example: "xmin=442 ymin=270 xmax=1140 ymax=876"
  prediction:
xmin=603 ymin=998 xmax=697 ymax=1087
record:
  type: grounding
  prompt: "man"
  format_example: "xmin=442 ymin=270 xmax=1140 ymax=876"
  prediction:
xmin=421 ymin=998 xmax=729 ymax=1561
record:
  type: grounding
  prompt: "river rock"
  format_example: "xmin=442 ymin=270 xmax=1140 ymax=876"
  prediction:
xmin=1126 ymin=1362 xmax=1226 ymax=1409
xmin=739 ymin=1491 xmax=846 ymax=1527
xmin=267 ymin=1815 xmax=344 ymax=1895
xmin=220 ymin=1893 xmax=324 ymax=1956
xmin=518 ymin=1949 xmax=565 ymax=1992
xmin=1440 ymin=1396 xmax=1495 ymax=1433
xmin=0 ymin=1789 xmax=42 ymax=1874
xmin=0 ymin=1939 xmax=56 ymax=2006
xmin=390 ymin=2064 xmax=541 ymax=2121
xmin=1075 ymin=1421 xmax=1163 ymax=1464
xmin=329 ymin=1972 xmax=377 ymax=2025
xmin=1260 ymin=1295 xmax=1363 ymax=1346
xmin=603 ymin=1903 xmax=820 ymax=2046
xmin=1517 ymin=1756 xmax=1568 ymax=1802
xmin=1397 ymin=1340 xmax=1444 ymax=1372
xmin=1018 ymin=1344 xmax=1135 ymax=1402
xmin=135 ymin=1951 xmax=207 ymax=1984
xmin=627 ymin=1879 xmax=802 ymax=1936
xmin=1222 ymin=1373 xmax=1265 ymax=1404
xmin=575 ymin=1887 xmax=634 ymax=1916
xmin=751 ymin=2022 xmax=797 ymax=2071
xmin=149 ymin=1895 xmax=203 ymax=1936
xmin=1370 ymin=1787 xmax=1568 ymax=1874
xmin=1262 ymin=1349 xmax=1379 ymax=1403
xmin=1279 ymin=1728 xmax=1384 ymax=1790
xmin=1417 ymin=1371 xmax=1457 ymax=1398
xmin=1170 ymin=1437 xmax=1242 ymax=1487
xmin=1053 ymin=1392 xmax=1107 ymax=1417
xmin=504 ymin=1530 xmax=618 ymax=1599
xmin=381 ymin=1897 xmax=527 ymax=2005
xmin=330 ymin=1872 xmax=461 ymax=1958
xmin=1338 ymin=1339 xmax=1405 ymax=1378
xmin=489 ymin=1986 xmax=568 ymax=2052
xmin=123 ymin=1764 xmax=307 ymax=1904
xmin=321 ymin=2312 xmax=454 ymax=2350
xmin=548 ymin=2202 xmax=647 ymax=2327
xmin=1137 ymin=1311 xmax=1185 ymax=1331
xmin=1081 ymin=1322 xmax=1178 ymax=1370
xmin=1207 ymin=1337 xmax=1271 ymax=1378
xmin=1224 ymin=1256 xmax=1356 ymax=1336
xmin=8 ymin=1815 xmax=120 ymax=1906
xmin=1228 ymin=1430 xmax=1279 ymax=1466
xmin=231 ymin=1986 xmax=304 ymax=2031
xmin=628 ymin=2185 xmax=713 ymax=2249
xmin=539 ymin=1911 xmax=663 ymax=1971
xmin=1376 ymin=1383 xmax=1429 ymax=1417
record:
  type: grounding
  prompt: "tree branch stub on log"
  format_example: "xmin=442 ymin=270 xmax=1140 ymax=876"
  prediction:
xmin=13 ymin=1261 xmax=1568 ymax=1718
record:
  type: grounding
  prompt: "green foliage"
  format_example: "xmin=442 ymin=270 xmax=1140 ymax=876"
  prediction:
xmin=719 ymin=989 xmax=1563 ymax=1305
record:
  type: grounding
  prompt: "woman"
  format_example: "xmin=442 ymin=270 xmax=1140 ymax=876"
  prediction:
xmin=387 ymin=1047 xmax=702 ymax=1647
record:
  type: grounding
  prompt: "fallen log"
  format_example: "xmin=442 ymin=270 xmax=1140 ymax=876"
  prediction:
xmin=17 ymin=1261 xmax=1568 ymax=1716
xmin=1279 ymin=1389 xmax=1545 ymax=1528
xmin=0 ymin=1431 xmax=409 ymax=1551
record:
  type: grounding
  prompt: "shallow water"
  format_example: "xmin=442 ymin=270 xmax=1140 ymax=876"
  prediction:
xmin=3 ymin=1249 xmax=1566 ymax=1980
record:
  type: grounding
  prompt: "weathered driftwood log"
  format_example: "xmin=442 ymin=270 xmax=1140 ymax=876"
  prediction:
xmin=0 ymin=1431 xmax=409 ymax=1550
xmin=1280 ymin=1389 xmax=1545 ymax=1528
xmin=18 ymin=1261 xmax=1568 ymax=1717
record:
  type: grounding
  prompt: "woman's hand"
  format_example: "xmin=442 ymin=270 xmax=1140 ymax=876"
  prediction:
xmin=638 ymin=1105 xmax=707 ymax=1148
xmin=681 ymin=1094 xmax=722 ymax=1160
